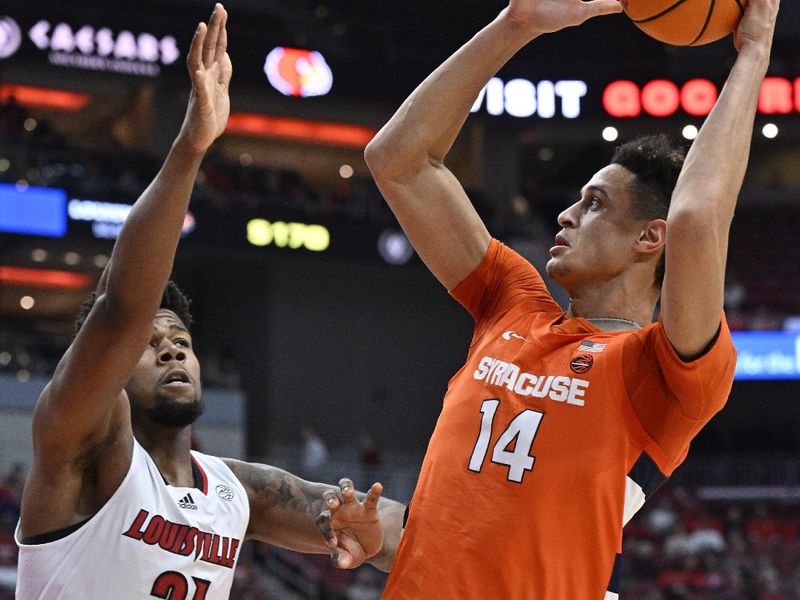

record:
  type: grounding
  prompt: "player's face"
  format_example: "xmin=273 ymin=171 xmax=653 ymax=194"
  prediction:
xmin=126 ymin=310 xmax=203 ymax=428
xmin=546 ymin=164 xmax=646 ymax=291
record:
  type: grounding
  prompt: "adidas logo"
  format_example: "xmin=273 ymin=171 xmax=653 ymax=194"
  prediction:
xmin=178 ymin=493 xmax=198 ymax=510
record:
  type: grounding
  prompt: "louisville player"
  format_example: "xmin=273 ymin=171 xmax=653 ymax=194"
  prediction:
xmin=14 ymin=6 xmax=400 ymax=598
xmin=325 ymin=0 xmax=780 ymax=597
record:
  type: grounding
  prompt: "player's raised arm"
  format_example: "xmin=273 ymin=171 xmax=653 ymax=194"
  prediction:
xmin=660 ymin=0 xmax=779 ymax=358
xmin=31 ymin=5 xmax=232 ymax=460
xmin=224 ymin=461 xmax=404 ymax=570
xmin=365 ymin=0 xmax=621 ymax=290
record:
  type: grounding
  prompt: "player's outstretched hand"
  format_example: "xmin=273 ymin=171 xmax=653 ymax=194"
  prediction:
xmin=734 ymin=0 xmax=779 ymax=53
xmin=506 ymin=0 xmax=622 ymax=36
xmin=316 ymin=478 xmax=384 ymax=569
xmin=177 ymin=3 xmax=233 ymax=153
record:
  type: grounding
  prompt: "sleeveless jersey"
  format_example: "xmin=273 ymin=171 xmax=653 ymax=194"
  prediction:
xmin=15 ymin=440 xmax=249 ymax=599
xmin=383 ymin=239 xmax=736 ymax=600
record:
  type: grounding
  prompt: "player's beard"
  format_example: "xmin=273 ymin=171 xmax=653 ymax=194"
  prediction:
xmin=146 ymin=395 xmax=205 ymax=427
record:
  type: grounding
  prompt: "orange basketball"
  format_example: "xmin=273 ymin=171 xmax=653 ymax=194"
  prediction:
xmin=624 ymin=0 xmax=747 ymax=46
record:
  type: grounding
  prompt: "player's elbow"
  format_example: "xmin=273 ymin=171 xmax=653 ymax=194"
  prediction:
xmin=669 ymin=185 xmax=735 ymax=228
xmin=99 ymin=287 xmax=152 ymax=327
xmin=667 ymin=205 xmax=728 ymax=240
xmin=365 ymin=134 xmax=396 ymax=179
xmin=365 ymin=131 xmax=429 ymax=184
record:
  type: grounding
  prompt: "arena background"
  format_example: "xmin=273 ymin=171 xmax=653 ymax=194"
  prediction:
xmin=1 ymin=0 xmax=799 ymax=597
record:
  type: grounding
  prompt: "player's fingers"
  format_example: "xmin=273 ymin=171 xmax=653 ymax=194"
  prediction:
xmin=203 ymin=4 xmax=223 ymax=65
xmin=218 ymin=53 xmax=233 ymax=88
xmin=581 ymin=0 xmax=624 ymax=19
xmin=330 ymin=547 xmax=347 ymax=568
xmin=332 ymin=549 xmax=354 ymax=569
xmin=337 ymin=536 xmax=366 ymax=569
xmin=215 ymin=7 xmax=228 ymax=62
xmin=187 ymin=22 xmax=206 ymax=75
xmin=323 ymin=488 xmax=342 ymax=510
xmin=190 ymin=69 xmax=210 ymax=106
xmin=339 ymin=478 xmax=357 ymax=503
xmin=315 ymin=509 xmax=338 ymax=547
xmin=363 ymin=482 xmax=383 ymax=510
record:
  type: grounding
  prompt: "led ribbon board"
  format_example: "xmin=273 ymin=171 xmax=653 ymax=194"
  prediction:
xmin=732 ymin=331 xmax=800 ymax=381
xmin=0 ymin=183 xmax=67 ymax=237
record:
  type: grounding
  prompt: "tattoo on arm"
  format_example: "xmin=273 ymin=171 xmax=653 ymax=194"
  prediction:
xmin=233 ymin=460 xmax=329 ymax=517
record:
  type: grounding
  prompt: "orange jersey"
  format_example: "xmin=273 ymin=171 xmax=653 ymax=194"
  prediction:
xmin=383 ymin=239 xmax=736 ymax=600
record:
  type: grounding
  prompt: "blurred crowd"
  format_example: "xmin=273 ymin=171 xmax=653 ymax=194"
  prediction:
xmin=622 ymin=487 xmax=800 ymax=600
xmin=0 ymin=95 xmax=392 ymax=226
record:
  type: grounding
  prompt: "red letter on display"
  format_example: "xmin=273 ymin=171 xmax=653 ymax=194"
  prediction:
xmin=603 ymin=81 xmax=641 ymax=117
xmin=795 ymin=78 xmax=800 ymax=113
xmin=641 ymin=80 xmax=680 ymax=117
xmin=758 ymin=78 xmax=793 ymax=114
xmin=681 ymin=79 xmax=717 ymax=116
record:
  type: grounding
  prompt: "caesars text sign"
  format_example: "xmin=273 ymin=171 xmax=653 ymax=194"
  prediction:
xmin=27 ymin=19 xmax=179 ymax=77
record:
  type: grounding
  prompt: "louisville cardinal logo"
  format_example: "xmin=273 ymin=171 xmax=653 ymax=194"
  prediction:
xmin=264 ymin=47 xmax=333 ymax=97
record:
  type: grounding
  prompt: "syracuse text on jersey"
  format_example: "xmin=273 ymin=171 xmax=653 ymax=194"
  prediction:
xmin=473 ymin=356 xmax=589 ymax=406
xmin=123 ymin=509 xmax=241 ymax=568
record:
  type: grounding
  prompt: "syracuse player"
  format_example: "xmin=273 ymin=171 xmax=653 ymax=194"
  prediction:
xmin=323 ymin=0 xmax=781 ymax=597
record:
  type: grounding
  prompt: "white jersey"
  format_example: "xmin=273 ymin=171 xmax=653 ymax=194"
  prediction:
xmin=15 ymin=440 xmax=250 ymax=599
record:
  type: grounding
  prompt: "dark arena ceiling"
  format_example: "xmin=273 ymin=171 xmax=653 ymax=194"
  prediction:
xmin=8 ymin=0 xmax=800 ymax=103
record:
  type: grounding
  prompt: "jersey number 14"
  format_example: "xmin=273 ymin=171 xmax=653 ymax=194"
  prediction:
xmin=468 ymin=399 xmax=544 ymax=483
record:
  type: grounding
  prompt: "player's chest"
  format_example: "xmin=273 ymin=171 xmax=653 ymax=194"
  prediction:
xmin=457 ymin=323 xmax=619 ymax=409
xmin=118 ymin=481 xmax=247 ymax=568
xmin=442 ymin=326 xmax=629 ymax=462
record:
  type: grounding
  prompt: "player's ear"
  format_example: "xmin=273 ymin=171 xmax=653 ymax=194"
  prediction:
xmin=636 ymin=219 xmax=666 ymax=256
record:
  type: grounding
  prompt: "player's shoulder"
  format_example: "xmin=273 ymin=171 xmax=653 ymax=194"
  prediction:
xmin=620 ymin=315 xmax=736 ymax=373
xmin=489 ymin=238 xmax=540 ymax=272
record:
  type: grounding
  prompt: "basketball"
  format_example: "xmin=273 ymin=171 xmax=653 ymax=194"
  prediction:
xmin=624 ymin=0 xmax=747 ymax=46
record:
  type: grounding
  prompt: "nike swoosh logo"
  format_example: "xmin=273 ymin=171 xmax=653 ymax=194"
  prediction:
xmin=502 ymin=330 xmax=526 ymax=342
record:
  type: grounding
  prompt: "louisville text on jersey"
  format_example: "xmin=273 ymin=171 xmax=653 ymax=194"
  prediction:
xmin=123 ymin=509 xmax=241 ymax=568
xmin=473 ymin=355 xmax=589 ymax=406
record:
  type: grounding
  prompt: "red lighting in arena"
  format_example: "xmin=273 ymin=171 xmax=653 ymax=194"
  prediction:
xmin=0 ymin=84 xmax=91 ymax=111
xmin=0 ymin=266 xmax=91 ymax=290
xmin=226 ymin=113 xmax=375 ymax=148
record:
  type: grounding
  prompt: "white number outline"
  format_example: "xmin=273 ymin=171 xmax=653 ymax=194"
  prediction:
xmin=468 ymin=398 xmax=544 ymax=484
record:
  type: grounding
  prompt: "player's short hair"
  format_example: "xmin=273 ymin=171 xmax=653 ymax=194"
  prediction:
xmin=611 ymin=134 xmax=686 ymax=287
xmin=74 ymin=280 xmax=193 ymax=338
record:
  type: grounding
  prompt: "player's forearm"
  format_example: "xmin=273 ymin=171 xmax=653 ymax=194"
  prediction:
xmin=101 ymin=139 xmax=204 ymax=317
xmin=366 ymin=11 xmax=536 ymax=176
xmin=368 ymin=498 xmax=405 ymax=572
xmin=669 ymin=45 xmax=770 ymax=222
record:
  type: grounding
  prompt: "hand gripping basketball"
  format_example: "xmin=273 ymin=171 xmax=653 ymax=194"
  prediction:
xmin=733 ymin=0 xmax=780 ymax=53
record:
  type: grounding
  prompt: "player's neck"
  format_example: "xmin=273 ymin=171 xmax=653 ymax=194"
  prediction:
xmin=565 ymin=278 xmax=658 ymax=330
xmin=133 ymin=424 xmax=196 ymax=487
